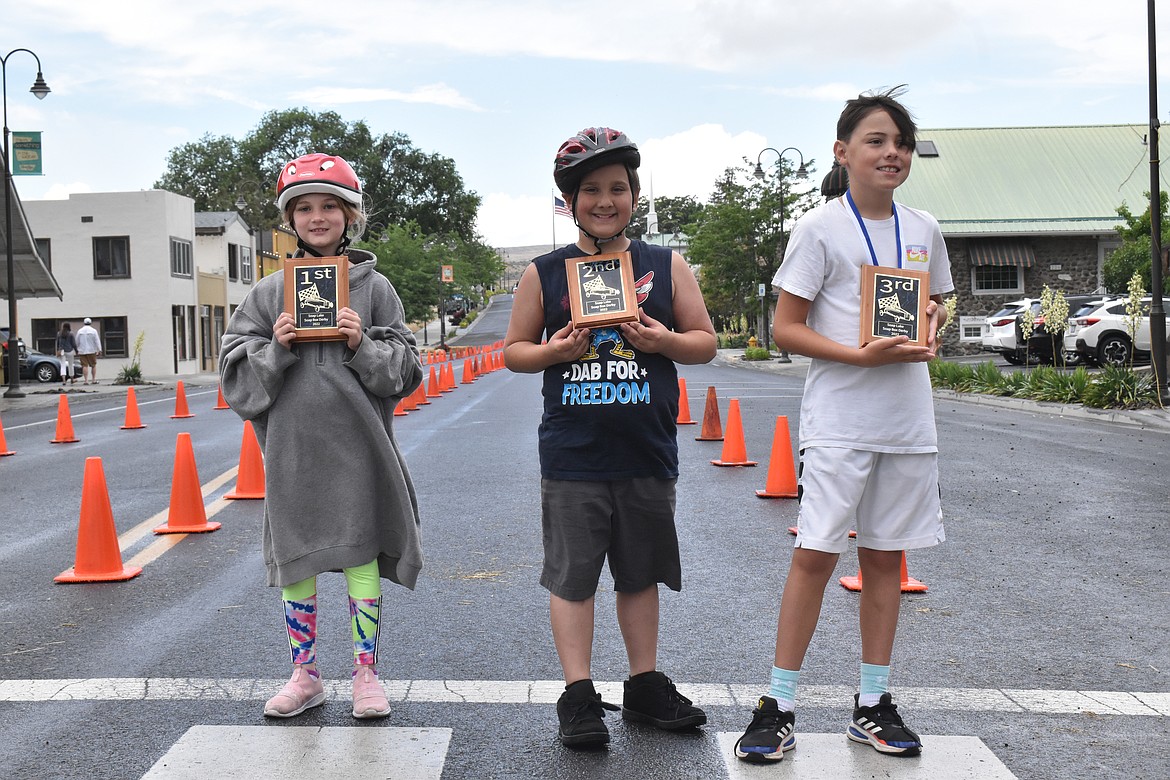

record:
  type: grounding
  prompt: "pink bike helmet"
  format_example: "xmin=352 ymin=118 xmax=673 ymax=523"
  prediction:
xmin=553 ymin=127 xmax=640 ymax=194
xmin=275 ymin=153 xmax=363 ymax=211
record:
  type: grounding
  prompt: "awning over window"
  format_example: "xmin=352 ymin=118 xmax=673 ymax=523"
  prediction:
xmin=967 ymin=240 xmax=1035 ymax=267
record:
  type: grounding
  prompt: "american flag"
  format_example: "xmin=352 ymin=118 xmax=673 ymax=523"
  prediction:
xmin=553 ymin=196 xmax=572 ymax=217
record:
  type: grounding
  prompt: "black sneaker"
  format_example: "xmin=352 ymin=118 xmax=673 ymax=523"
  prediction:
xmin=557 ymin=679 xmax=619 ymax=747
xmin=621 ymin=670 xmax=707 ymax=730
xmin=734 ymin=695 xmax=796 ymax=763
xmin=847 ymin=692 xmax=923 ymax=755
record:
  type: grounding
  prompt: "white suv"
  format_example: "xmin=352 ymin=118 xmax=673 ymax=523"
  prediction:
xmin=980 ymin=299 xmax=1034 ymax=365
xmin=1070 ymin=297 xmax=1165 ymax=366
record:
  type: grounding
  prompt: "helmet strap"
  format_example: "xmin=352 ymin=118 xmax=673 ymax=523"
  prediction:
xmin=292 ymin=219 xmax=352 ymax=258
xmin=570 ymin=191 xmax=627 ymax=256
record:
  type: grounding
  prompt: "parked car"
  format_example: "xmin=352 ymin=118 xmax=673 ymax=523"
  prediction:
xmin=1 ymin=330 xmax=63 ymax=383
xmin=1072 ymin=297 xmax=1165 ymax=367
xmin=1014 ymin=294 xmax=1116 ymax=365
xmin=21 ymin=348 xmax=64 ymax=383
xmin=980 ymin=298 xmax=1034 ymax=364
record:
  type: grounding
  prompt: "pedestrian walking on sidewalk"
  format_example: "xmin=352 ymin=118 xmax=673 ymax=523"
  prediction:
xmin=55 ymin=322 xmax=77 ymax=384
xmin=504 ymin=127 xmax=717 ymax=748
xmin=220 ymin=153 xmax=424 ymax=721
xmin=734 ymin=87 xmax=954 ymax=764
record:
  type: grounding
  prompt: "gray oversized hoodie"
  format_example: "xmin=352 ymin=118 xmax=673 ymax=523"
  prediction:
xmin=219 ymin=250 xmax=424 ymax=589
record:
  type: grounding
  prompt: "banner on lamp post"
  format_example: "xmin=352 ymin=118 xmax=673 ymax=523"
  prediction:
xmin=441 ymin=265 xmax=454 ymax=283
xmin=12 ymin=132 xmax=43 ymax=175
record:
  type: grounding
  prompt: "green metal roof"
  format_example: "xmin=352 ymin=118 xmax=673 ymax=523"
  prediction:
xmin=894 ymin=125 xmax=1170 ymax=237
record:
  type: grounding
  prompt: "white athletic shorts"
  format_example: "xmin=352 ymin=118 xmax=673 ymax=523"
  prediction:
xmin=794 ymin=446 xmax=944 ymax=554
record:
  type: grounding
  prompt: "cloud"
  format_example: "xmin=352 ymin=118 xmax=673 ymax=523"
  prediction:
xmin=290 ymin=83 xmax=483 ymax=111
xmin=476 ymin=192 xmax=567 ymax=248
xmin=639 ymin=124 xmax=769 ymax=201
xmin=40 ymin=182 xmax=93 ymax=200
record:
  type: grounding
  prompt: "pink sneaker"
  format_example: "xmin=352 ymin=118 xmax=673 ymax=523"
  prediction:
xmin=352 ymin=665 xmax=391 ymax=719
xmin=264 ymin=666 xmax=325 ymax=718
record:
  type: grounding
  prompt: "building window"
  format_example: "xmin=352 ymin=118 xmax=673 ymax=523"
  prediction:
xmin=971 ymin=264 xmax=1023 ymax=295
xmin=170 ymin=238 xmax=193 ymax=277
xmin=94 ymin=236 xmax=131 ymax=278
xmin=241 ymin=244 xmax=253 ymax=283
xmin=228 ymin=244 xmax=240 ymax=282
xmin=99 ymin=317 xmax=129 ymax=358
xmin=958 ymin=316 xmax=984 ymax=343
xmin=34 ymin=238 xmax=51 ymax=271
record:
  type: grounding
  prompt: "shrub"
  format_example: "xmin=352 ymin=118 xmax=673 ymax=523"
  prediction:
xmin=969 ymin=361 xmax=1010 ymax=395
xmin=115 ymin=331 xmax=146 ymax=385
xmin=719 ymin=332 xmax=749 ymax=349
xmin=928 ymin=359 xmax=974 ymax=391
xmin=1082 ymin=365 xmax=1159 ymax=409
xmin=743 ymin=346 xmax=772 ymax=361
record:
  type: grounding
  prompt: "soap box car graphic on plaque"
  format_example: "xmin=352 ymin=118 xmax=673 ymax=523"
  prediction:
xmin=283 ymin=257 xmax=350 ymax=342
xmin=859 ymin=265 xmax=929 ymax=347
xmin=565 ymin=252 xmax=639 ymax=329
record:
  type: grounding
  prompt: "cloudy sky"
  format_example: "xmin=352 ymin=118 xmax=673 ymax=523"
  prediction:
xmin=4 ymin=1 xmax=1167 ymax=248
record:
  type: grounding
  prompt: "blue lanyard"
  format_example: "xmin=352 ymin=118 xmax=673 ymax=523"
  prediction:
xmin=846 ymin=191 xmax=902 ymax=268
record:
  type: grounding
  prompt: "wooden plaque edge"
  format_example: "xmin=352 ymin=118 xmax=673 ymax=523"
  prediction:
xmin=283 ymin=256 xmax=351 ymax=342
xmin=859 ymin=265 xmax=930 ymax=347
xmin=565 ymin=252 xmax=639 ymax=329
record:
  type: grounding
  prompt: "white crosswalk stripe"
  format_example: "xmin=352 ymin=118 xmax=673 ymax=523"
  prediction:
xmin=1 ymin=678 xmax=1166 ymax=716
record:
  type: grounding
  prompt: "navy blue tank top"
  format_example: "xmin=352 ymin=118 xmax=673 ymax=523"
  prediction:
xmin=534 ymin=241 xmax=679 ymax=480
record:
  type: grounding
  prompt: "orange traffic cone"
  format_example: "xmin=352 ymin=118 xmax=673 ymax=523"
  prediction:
xmin=154 ymin=433 xmax=221 ymax=534
xmin=214 ymin=385 xmax=231 ymax=410
xmin=711 ymin=399 xmax=757 ymax=467
xmin=394 ymin=398 xmax=409 ymax=416
xmin=414 ymin=381 xmax=431 ymax=406
xmin=170 ymin=381 xmax=195 ymax=419
xmin=461 ymin=359 xmax=476 ymax=384
xmin=225 ymin=421 xmax=265 ymax=499
xmin=441 ymin=361 xmax=456 ymax=392
xmin=50 ymin=395 xmax=79 ymax=443
xmin=0 ymin=413 xmax=15 ymax=456
xmin=426 ymin=366 xmax=442 ymax=398
xmin=676 ymin=378 xmax=697 ymax=425
xmin=55 ymin=457 xmax=143 ymax=582
xmin=120 ymin=387 xmax=147 ymax=430
xmin=756 ymin=416 xmax=798 ymax=498
xmin=695 ymin=386 xmax=723 ymax=441
xmin=839 ymin=552 xmax=927 ymax=593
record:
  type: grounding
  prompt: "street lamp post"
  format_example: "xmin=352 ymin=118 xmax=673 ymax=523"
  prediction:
xmin=754 ymin=146 xmax=808 ymax=363
xmin=1147 ymin=0 xmax=1168 ymax=402
xmin=2 ymin=49 xmax=50 ymax=398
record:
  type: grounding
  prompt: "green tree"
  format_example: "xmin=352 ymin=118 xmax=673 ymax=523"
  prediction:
xmin=686 ymin=160 xmax=818 ymax=337
xmin=356 ymin=225 xmax=504 ymax=325
xmin=1105 ymin=192 xmax=1170 ymax=295
xmin=628 ymin=194 xmax=706 ymax=239
xmin=155 ymin=108 xmax=481 ymax=241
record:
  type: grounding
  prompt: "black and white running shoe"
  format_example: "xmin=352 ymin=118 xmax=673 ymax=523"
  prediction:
xmin=734 ymin=695 xmax=796 ymax=762
xmin=847 ymin=692 xmax=923 ymax=755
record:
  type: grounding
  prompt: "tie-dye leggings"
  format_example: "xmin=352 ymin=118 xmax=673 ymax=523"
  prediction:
xmin=279 ymin=559 xmax=381 ymax=666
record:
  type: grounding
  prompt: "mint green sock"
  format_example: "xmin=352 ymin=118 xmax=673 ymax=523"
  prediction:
xmin=768 ymin=666 xmax=800 ymax=712
xmin=859 ymin=663 xmax=890 ymax=707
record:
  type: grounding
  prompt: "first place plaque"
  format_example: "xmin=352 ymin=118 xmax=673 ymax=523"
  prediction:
xmin=284 ymin=257 xmax=350 ymax=342
xmin=565 ymin=252 xmax=639 ymax=329
xmin=859 ymin=265 xmax=930 ymax=347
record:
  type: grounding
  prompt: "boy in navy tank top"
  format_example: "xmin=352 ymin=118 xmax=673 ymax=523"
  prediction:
xmin=504 ymin=127 xmax=717 ymax=748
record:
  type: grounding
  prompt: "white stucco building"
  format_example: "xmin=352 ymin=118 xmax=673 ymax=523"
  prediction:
xmin=17 ymin=191 xmax=258 ymax=379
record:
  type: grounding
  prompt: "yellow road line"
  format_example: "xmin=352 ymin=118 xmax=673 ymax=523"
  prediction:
xmin=117 ymin=468 xmax=242 ymax=569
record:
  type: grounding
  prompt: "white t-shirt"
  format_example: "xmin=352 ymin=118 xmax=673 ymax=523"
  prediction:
xmin=774 ymin=196 xmax=954 ymax=453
